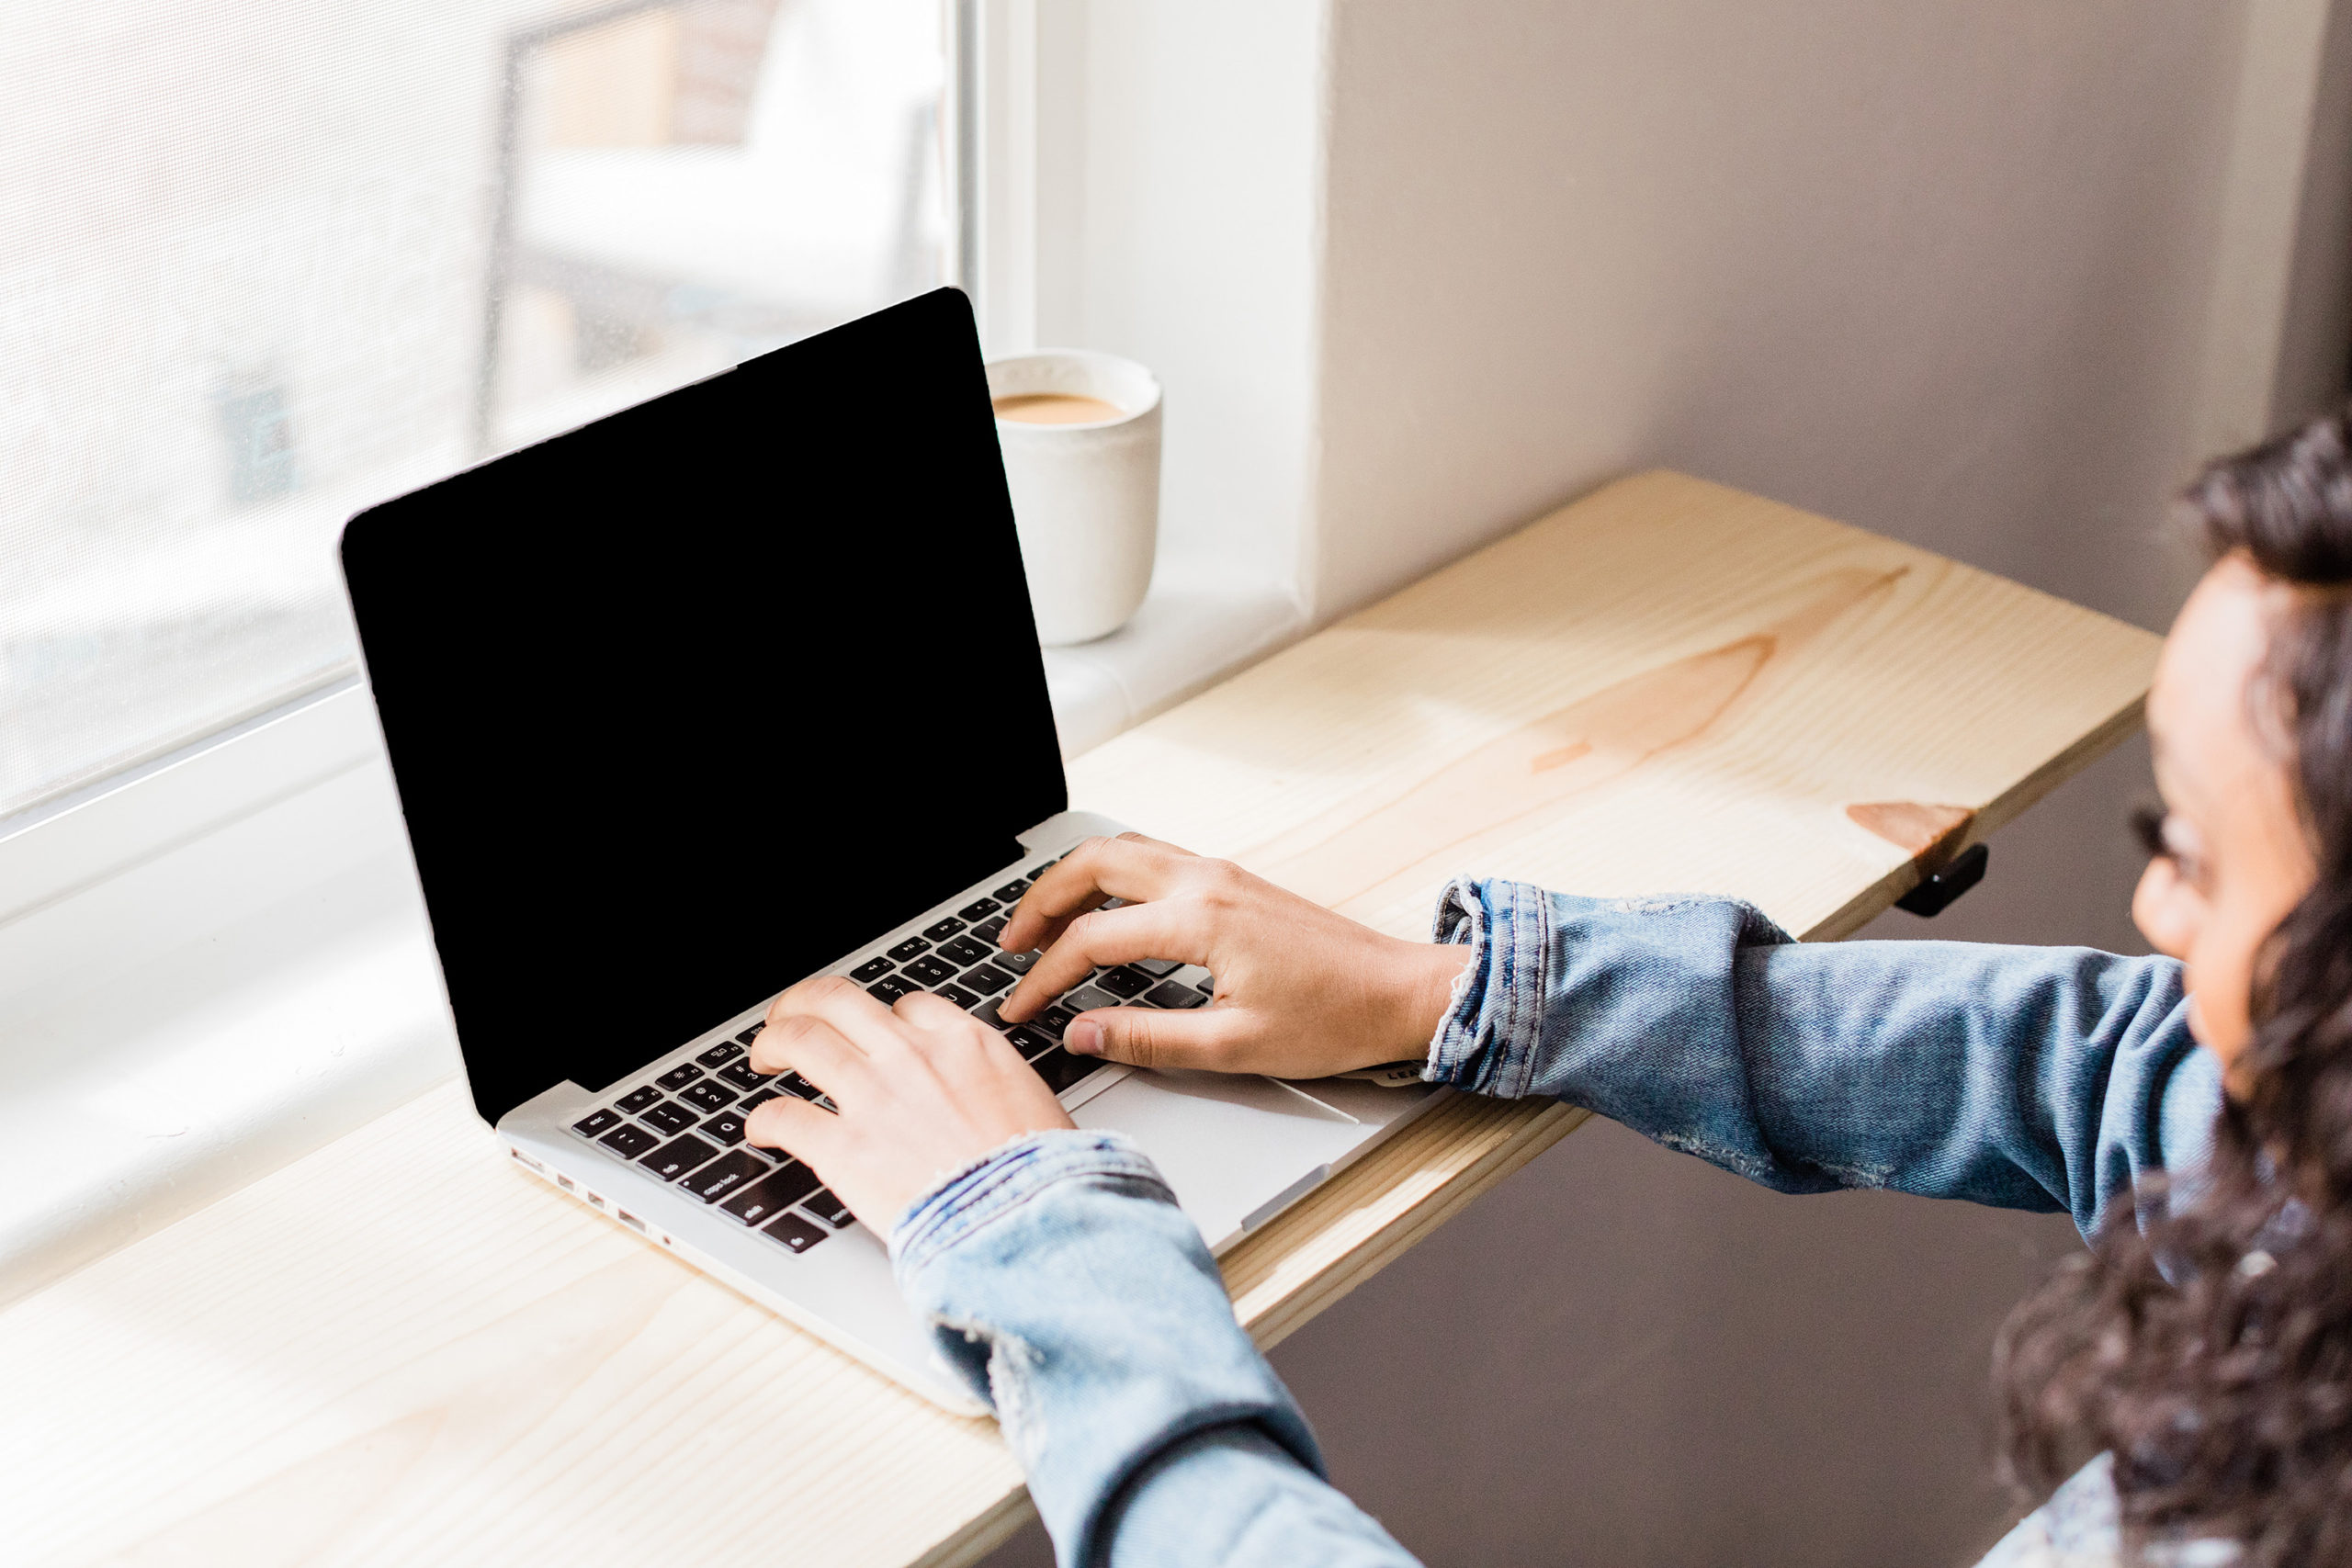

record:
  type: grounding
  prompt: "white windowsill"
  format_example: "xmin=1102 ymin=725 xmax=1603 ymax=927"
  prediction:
xmin=0 ymin=568 xmax=1303 ymax=1308
xmin=1044 ymin=557 xmax=1302 ymax=755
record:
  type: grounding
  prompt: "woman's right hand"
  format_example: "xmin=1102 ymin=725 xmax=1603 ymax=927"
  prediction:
xmin=995 ymin=833 xmax=1471 ymax=1079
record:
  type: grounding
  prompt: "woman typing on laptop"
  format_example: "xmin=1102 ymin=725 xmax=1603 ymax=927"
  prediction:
xmin=745 ymin=416 xmax=2352 ymax=1567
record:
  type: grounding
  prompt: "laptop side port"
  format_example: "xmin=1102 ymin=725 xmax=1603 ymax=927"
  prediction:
xmin=509 ymin=1147 xmax=544 ymax=1172
xmin=556 ymin=1173 xmax=574 ymax=1191
xmin=618 ymin=1210 xmax=645 ymax=1233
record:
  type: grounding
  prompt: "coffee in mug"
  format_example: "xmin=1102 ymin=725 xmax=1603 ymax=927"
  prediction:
xmin=992 ymin=392 xmax=1125 ymax=425
xmin=985 ymin=351 xmax=1163 ymax=646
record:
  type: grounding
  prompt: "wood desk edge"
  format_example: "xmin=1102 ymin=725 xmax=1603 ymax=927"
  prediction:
xmin=1807 ymin=688 xmax=2149 ymax=943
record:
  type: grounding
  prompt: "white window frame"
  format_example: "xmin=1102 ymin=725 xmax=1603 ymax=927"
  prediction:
xmin=958 ymin=0 xmax=1317 ymax=750
xmin=0 ymin=0 xmax=990 ymax=1303
xmin=0 ymin=676 xmax=377 ymax=934
xmin=1 ymin=1 xmax=990 ymax=894
xmin=0 ymin=0 xmax=1313 ymax=897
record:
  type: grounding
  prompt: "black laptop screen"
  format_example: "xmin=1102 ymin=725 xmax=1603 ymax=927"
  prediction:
xmin=341 ymin=289 xmax=1068 ymax=1125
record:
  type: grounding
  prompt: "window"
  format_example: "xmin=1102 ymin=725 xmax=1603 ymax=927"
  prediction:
xmin=2 ymin=0 xmax=953 ymax=822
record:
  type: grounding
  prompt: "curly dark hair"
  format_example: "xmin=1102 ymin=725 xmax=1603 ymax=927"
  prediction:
xmin=1996 ymin=410 xmax=2352 ymax=1563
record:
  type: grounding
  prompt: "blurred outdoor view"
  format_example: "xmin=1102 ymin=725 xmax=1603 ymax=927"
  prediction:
xmin=0 ymin=0 xmax=948 ymax=819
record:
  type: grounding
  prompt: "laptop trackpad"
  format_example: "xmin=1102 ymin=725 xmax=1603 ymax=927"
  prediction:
xmin=1071 ymin=1068 xmax=1370 ymax=1249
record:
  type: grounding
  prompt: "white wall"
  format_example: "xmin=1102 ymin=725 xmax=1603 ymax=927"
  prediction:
xmin=987 ymin=0 xmax=1326 ymax=594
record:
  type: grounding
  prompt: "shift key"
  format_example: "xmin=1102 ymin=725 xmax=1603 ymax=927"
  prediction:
xmin=721 ymin=1161 xmax=823 ymax=1227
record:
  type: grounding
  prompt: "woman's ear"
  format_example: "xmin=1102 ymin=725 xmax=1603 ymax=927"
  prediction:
xmin=2132 ymin=853 xmax=2196 ymax=963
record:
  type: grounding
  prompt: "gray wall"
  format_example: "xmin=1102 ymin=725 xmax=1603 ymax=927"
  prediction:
xmin=1306 ymin=0 xmax=2250 ymax=635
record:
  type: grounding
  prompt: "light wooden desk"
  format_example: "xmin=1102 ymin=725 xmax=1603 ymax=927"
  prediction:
xmin=1 ymin=473 xmax=2160 ymax=1568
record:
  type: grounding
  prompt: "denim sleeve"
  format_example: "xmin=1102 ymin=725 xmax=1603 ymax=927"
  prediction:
xmin=1426 ymin=878 xmax=2220 ymax=1239
xmin=891 ymin=1130 xmax=1421 ymax=1568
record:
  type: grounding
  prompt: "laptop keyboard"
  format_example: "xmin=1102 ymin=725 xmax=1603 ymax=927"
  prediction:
xmin=562 ymin=861 xmax=1216 ymax=1255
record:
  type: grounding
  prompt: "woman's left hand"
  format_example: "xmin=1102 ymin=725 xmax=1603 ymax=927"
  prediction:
xmin=742 ymin=976 xmax=1075 ymax=1230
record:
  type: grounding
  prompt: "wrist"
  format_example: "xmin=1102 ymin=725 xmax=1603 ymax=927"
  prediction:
xmin=1385 ymin=940 xmax=1473 ymax=1062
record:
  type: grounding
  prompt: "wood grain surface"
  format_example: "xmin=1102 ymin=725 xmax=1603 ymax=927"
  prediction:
xmin=0 ymin=472 xmax=2161 ymax=1567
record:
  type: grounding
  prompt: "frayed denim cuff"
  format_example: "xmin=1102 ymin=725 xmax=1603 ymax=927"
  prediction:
xmin=888 ymin=1128 xmax=1325 ymax=1568
xmin=889 ymin=1128 xmax=1170 ymax=1281
xmin=1427 ymin=875 xmax=1555 ymax=1100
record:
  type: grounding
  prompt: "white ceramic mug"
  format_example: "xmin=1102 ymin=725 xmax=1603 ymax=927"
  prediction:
xmin=986 ymin=349 xmax=1162 ymax=646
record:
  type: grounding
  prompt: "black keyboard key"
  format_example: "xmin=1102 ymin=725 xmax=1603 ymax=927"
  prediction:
xmin=763 ymin=1213 xmax=830 ymax=1253
xmin=734 ymin=1022 xmax=766 ymax=1044
xmin=639 ymin=1133 xmax=721 ymax=1181
xmin=696 ymin=1041 xmax=746 ymax=1068
xmin=682 ymin=1079 xmax=739 ymax=1112
xmin=779 ymin=1071 xmax=823 ymax=1100
xmin=1197 ymin=976 xmax=1216 ymax=996
xmin=903 ymin=954 xmax=957 ymax=986
xmin=1035 ymin=1004 xmax=1076 ymax=1038
xmin=640 ymin=1100 xmax=699 ymax=1135
xmin=960 ymin=963 xmax=1016 ymax=995
xmin=679 ymin=1148 xmax=770 ymax=1203
xmin=702 ymin=1112 xmax=748 ymax=1146
xmin=804 ymin=1189 xmax=857 ymax=1228
xmin=718 ymin=1059 xmax=772 ymax=1092
xmin=991 ymin=880 xmax=1030 ymax=902
xmin=937 ymin=935 xmax=991 ymax=967
xmin=599 ymin=1122 xmax=661 ymax=1159
xmin=1005 ymin=1025 xmax=1057 ymax=1059
xmin=967 ymin=997 xmax=1006 ymax=1029
xmin=933 ymin=983 xmax=979 ymax=1009
xmin=849 ymin=955 xmax=897 ymax=983
xmin=616 ymin=1085 xmax=663 ymax=1114
xmin=656 ymin=1063 xmax=704 ymax=1090
xmin=1146 ymin=981 xmax=1209 ymax=1010
xmin=738 ymin=1087 xmax=780 ymax=1112
xmin=1064 ymin=984 xmax=1119 ymax=1012
xmin=1031 ymin=1049 xmax=1098 ymax=1093
xmin=571 ymin=1109 xmax=621 ymax=1138
xmin=1130 ymin=957 xmax=1184 ymax=977
xmin=1096 ymin=966 xmax=1153 ymax=998
xmin=998 ymin=950 xmax=1038 ymax=975
xmin=867 ymin=975 xmax=922 ymax=1003
xmin=973 ymin=916 xmax=1009 ymax=944
xmin=922 ymin=917 xmax=967 ymax=942
xmin=957 ymin=897 xmax=1001 ymax=921
xmin=887 ymin=936 xmax=933 ymax=962
xmin=722 ymin=1161 xmax=823 ymax=1225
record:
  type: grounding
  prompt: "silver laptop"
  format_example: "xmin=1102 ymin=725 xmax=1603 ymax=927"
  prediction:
xmin=338 ymin=288 xmax=1443 ymax=1411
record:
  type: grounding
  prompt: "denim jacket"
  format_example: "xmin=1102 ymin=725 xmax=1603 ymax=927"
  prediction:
xmin=888 ymin=880 xmax=2221 ymax=1568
